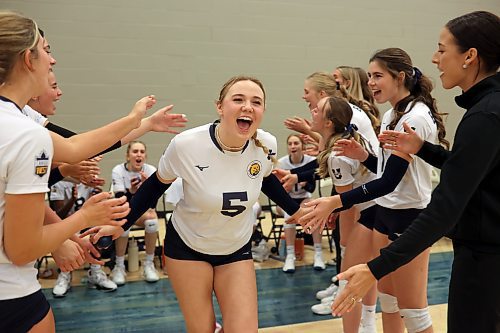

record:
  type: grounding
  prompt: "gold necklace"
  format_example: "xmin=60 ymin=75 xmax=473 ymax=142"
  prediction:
xmin=215 ymin=125 xmax=246 ymax=152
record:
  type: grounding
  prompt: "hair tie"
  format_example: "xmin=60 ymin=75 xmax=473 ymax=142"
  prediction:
xmin=412 ymin=67 xmax=422 ymax=81
xmin=345 ymin=123 xmax=358 ymax=136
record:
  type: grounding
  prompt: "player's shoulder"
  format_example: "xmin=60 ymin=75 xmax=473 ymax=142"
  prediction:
xmin=111 ymin=163 xmax=126 ymax=173
xmin=171 ymin=123 xmax=211 ymax=147
xmin=255 ymin=128 xmax=277 ymax=147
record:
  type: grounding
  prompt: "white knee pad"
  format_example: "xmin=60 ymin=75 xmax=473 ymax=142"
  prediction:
xmin=283 ymin=223 xmax=296 ymax=230
xmin=340 ymin=245 xmax=346 ymax=260
xmin=144 ymin=219 xmax=159 ymax=233
xmin=400 ymin=308 xmax=432 ymax=333
xmin=378 ymin=292 xmax=399 ymax=314
xmin=120 ymin=228 xmax=130 ymax=238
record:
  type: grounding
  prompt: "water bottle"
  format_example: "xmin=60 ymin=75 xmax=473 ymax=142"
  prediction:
xmin=128 ymin=237 xmax=139 ymax=272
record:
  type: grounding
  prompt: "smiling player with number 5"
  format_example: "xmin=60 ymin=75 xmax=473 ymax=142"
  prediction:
xmin=85 ymin=75 xmax=309 ymax=332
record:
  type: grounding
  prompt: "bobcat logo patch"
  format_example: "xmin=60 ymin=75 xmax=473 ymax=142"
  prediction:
xmin=332 ymin=168 xmax=342 ymax=180
xmin=34 ymin=150 xmax=50 ymax=177
xmin=247 ymin=160 xmax=262 ymax=179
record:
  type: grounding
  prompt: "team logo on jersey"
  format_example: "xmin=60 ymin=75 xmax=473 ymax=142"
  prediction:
xmin=247 ymin=160 xmax=262 ymax=178
xmin=332 ymin=168 xmax=342 ymax=180
xmin=34 ymin=150 xmax=50 ymax=177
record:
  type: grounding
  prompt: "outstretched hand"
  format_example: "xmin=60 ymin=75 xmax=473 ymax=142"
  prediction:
xmin=78 ymin=192 xmax=129 ymax=228
xmin=130 ymin=95 xmax=157 ymax=127
xmin=284 ymin=116 xmax=311 ymax=135
xmin=80 ymin=225 xmax=124 ymax=243
xmin=51 ymin=239 xmax=85 ymax=272
xmin=148 ymin=105 xmax=188 ymax=134
xmin=272 ymin=168 xmax=290 ymax=182
xmin=331 ymin=264 xmax=377 ymax=317
xmin=378 ymin=122 xmax=423 ymax=154
xmin=333 ymin=138 xmax=368 ymax=161
xmin=299 ymin=196 xmax=342 ymax=233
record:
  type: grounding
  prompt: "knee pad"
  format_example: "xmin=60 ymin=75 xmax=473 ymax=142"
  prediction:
xmin=120 ymin=228 xmax=130 ymax=238
xmin=400 ymin=308 xmax=432 ymax=333
xmin=283 ymin=223 xmax=296 ymax=230
xmin=340 ymin=245 xmax=346 ymax=260
xmin=144 ymin=219 xmax=159 ymax=233
xmin=378 ymin=292 xmax=399 ymax=314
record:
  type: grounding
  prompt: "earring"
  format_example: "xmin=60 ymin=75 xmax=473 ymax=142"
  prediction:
xmin=462 ymin=64 xmax=468 ymax=69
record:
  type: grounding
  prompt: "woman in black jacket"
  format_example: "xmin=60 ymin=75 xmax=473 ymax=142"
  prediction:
xmin=319 ymin=11 xmax=500 ymax=333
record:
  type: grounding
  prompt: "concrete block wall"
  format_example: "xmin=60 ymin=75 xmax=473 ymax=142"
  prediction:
xmin=3 ymin=1 xmax=499 ymax=189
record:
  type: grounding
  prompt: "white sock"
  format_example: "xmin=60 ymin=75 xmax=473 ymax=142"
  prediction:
xmin=286 ymin=245 xmax=295 ymax=257
xmin=361 ymin=304 xmax=376 ymax=326
xmin=314 ymin=243 xmax=322 ymax=254
xmin=145 ymin=254 xmax=155 ymax=263
xmin=115 ymin=256 xmax=125 ymax=267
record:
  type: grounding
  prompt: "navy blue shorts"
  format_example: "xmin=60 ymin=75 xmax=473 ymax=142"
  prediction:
xmin=0 ymin=289 xmax=50 ymax=333
xmin=358 ymin=205 xmax=377 ymax=230
xmin=374 ymin=206 xmax=423 ymax=241
xmin=164 ymin=220 xmax=253 ymax=266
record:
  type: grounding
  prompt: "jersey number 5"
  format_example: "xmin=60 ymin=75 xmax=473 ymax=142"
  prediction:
xmin=221 ymin=192 xmax=248 ymax=217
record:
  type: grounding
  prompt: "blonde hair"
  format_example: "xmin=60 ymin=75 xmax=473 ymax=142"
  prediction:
xmin=336 ymin=66 xmax=364 ymax=100
xmin=0 ymin=11 xmax=40 ymax=84
xmin=307 ymin=71 xmax=380 ymax=134
xmin=217 ymin=75 xmax=276 ymax=163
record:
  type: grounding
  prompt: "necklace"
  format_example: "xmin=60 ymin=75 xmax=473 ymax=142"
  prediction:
xmin=215 ymin=125 xmax=246 ymax=152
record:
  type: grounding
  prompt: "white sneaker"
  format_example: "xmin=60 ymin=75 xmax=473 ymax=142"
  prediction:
xmin=316 ymin=283 xmax=338 ymax=300
xmin=311 ymin=299 xmax=334 ymax=315
xmin=313 ymin=252 xmax=326 ymax=270
xmin=214 ymin=322 xmax=222 ymax=333
xmin=52 ymin=271 xmax=71 ymax=298
xmin=111 ymin=265 xmax=127 ymax=286
xmin=143 ymin=261 xmax=160 ymax=283
xmin=321 ymin=293 xmax=336 ymax=304
xmin=282 ymin=254 xmax=296 ymax=273
xmin=88 ymin=268 xmax=117 ymax=292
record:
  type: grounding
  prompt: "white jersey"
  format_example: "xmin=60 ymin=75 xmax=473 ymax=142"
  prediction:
xmin=328 ymin=154 xmax=376 ymax=212
xmin=50 ymin=181 xmax=94 ymax=216
xmin=349 ymin=103 xmax=379 ymax=156
xmin=0 ymin=99 xmax=53 ymax=300
xmin=277 ymin=154 xmax=316 ymax=199
xmin=158 ymin=123 xmax=277 ymax=255
xmin=111 ymin=162 xmax=157 ymax=194
xmin=21 ymin=104 xmax=47 ymax=126
xmin=375 ymin=102 xmax=438 ymax=209
xmin=164 ymin=177 xmax=184 ymax=206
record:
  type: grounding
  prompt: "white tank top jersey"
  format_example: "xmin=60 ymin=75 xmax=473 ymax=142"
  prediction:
xmin=349 ymin=103 xmax=379 ymax=155
xmin=0 ymin=100 xmax=53 ymax=300
xmin=21 ymin=104 xmax=48 ymax=126
xmin=328 ymin=154 xmax=377 ymax=212
xmin=111 ymin=162 xmax=157 ymax=194
xmin=50 ymin=181 xmax=95 ymax=216
xmin=277 ymin=154 xmax=316 ymax=199
xmin=375 ymin=102 xmax=438 ymax=209
xmin=158 ymin=123 xmax=277 ymax=255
